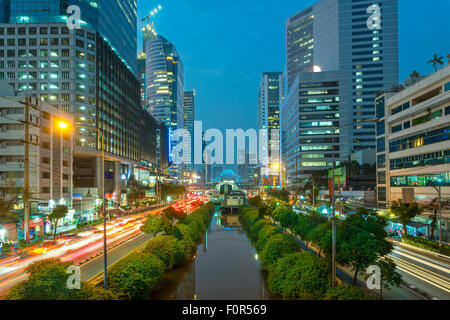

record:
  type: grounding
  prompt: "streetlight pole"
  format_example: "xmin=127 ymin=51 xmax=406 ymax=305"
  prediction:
xmin=431 ymin=186 xmax=442 ymax=254
xmin=58 ymin=122 xmax=107 ymax=290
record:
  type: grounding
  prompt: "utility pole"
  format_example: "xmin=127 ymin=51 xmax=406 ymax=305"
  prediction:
xmin=24 ymin=97 xmax=30 ymax=243
xmin=20 ymin=96 xmax=39 ymax=243
xmin=331 ymin=129 xmax=337 ymax=289
xmin=431 ymin=186 xmax=443 ymax=254
xmin=312 ymin=177 xmax=315 ymax=210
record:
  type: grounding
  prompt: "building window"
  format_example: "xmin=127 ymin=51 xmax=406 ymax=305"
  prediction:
xmin=377 ymin=172 xmax=386 ymax=185
xmin=378 ymin=187 xmax=386 ymax=202
xmin=377 ymin=154 xmax=386 ymax=169
xmin=377 ymin=137 xmax=385 ymax=153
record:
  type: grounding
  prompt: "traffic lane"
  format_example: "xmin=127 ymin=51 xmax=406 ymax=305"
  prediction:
xmin=80 ymin=232 xmax=154 ymax=281
xmin=390 ymin=241 xmax=450 ymax=266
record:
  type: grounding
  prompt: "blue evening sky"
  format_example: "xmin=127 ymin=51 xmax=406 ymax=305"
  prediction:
xmin=137 ymin=0 xmax=450 ymax=132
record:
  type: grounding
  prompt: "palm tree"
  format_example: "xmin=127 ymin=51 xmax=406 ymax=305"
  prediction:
xmin=409 ymin=70 xmax=420 ymax=83
xmin=428 ymin=54 xmax=444 ymax=72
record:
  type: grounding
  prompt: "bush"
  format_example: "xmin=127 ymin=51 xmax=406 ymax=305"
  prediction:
xmin=402 ymin=235 xmax=450 ymax=256
xmin=255 ymin=224 xmax=282 ymax=251
xmin=108 ymin=252 xmax=164 ymax=300
xmin=267 ymin=252 xmax=331 ymax=300
xmin=4 ymin=259 xmax=115 ymax=300
xmin=260 ymin=233 xmax=301 ymax=267
xmin=249 ymin=219 xmax=272 ymax=242
xmin=324 ymin=285 xmax=375 ymax=300
xmin=145 ymin=235 xmax=185 ymax=271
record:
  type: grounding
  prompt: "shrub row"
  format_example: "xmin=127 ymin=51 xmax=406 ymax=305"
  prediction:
xmin=241 ymin=203 xmax=374 ymax=300
xmin=402 ymin=235 xmax=450 ymax=256
xmin=4 ymin=259 xmax=115 ymax=300
xmin=108 ymin=203 xmax=215 ymax=299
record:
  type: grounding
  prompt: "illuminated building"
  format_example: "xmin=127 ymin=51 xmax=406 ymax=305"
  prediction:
xmin=376 ymin=66 xmax=450 ymax=213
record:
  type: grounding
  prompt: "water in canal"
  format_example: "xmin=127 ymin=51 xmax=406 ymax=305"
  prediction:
xmin=151 ymin=208 xmax=274 ymax=300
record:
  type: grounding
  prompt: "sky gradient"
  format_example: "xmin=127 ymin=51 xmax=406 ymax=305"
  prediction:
xmin=138 ymin=0 xmax=450 ymax=132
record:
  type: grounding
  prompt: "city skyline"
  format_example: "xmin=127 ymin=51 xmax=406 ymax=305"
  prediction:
xmin=138 ymin=0 xmax=450 ymax=132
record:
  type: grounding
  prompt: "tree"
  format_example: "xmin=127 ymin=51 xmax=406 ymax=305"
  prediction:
xmin=447 ymin=54 xmax=450 ymax=65
xmin=335 ymin=208 xmax=393 ymax=286
xmin=4 ymin=259 xmax=114 ymax=300
xmin=293 ymin=213 xmax=328 ymax=250
xmin=144 ymin=235 xmax=186 ymax=271
xmin=248 ymin=195 xmax=263 ymax=208
xmin=267 ymin=189 xmax=290 ymax=202
xmin=373 ymin=257 xmax=402 ymax=300
xmin=49 ymin=205 xmax=68 ymax=239
xmin=409 ymin=70 xmax=420 ymax=83
xmin=260 ymin=233 xmax=301 ymax=267
xmin=140 ymin=214 xmax=173 ymax=236
xmin=267 ymin=252 xmax=331 ymax=300
xmin=272 ymin=205 xmax=297 ymax=232
xmin=127 ymin=175 xmax=146 ymax=207
xmin=108 ymin=252 xmax=164 ymax=299
xmin=428 ymin=54 xmax=444 ymax=72
xmin=0 ymin=180 xmax=23 ymax=225
xmin=324 ymin=285 xmax=374 ymax=300
xmin=389 ymin=200 xmax=423 ymax=236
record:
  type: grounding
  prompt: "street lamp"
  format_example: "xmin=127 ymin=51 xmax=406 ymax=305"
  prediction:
xmin=58 ymin=121 xmax=108 ymax=290
xmin=330 ymin=118 xmax=378 ymax=288
xmin=430 ymin=186 xmax=443 ymax=254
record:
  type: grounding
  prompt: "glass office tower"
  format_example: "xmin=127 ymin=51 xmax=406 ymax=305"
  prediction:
xmin=283 ymin=0 xmax=399 ymax=184
xmin=2 ymin=0 xmax=137 ymax=73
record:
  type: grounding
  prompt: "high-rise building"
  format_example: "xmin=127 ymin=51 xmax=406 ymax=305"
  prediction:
xmin=2 ymin=0 xmax=137 ymax=74
xmin=184 ymin=90 xmax=195 ymax=168
xmin=146 ymin=35 xmax=184 ymax=133
xmin=281 ymin=72 xmax=341 ymax=188
xmin=285 ymin=0 xmax=398 ymax=156
xmin=137 ymin=52 xmax=147 ymax=109
xmin=0 ymin=1 xmax=153 ymax=219
xmin=376 ymin=66 xmax=450 ymax=214
xmin=0 ymin=96 xmax=73 ymax=239
xmin=258 ymin=72 xmax=284 ymax=186
xmin=283 ymin=0 xmax=399 ymax=186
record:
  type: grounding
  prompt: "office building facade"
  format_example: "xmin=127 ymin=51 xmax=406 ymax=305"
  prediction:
xmin=376 ymin=66 xmax=450 ymax=210
xmin=281 ymin=71 xmax=342 ymax=188
xmin=0 ymin=96 xmax=73 ymax=239
xmin=1 ymin=0 xmax=137 ymax=74
xmin=285 ymin=0 xmax=398 ymax=158
xmin=184 ymin=90 xmax=195 ymax=169
xmin=146 ymin=35 xmax=184 ymax=133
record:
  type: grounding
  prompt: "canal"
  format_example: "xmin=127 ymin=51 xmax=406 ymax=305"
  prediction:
xmin=151 ymin=208 xmax=273 ymax=300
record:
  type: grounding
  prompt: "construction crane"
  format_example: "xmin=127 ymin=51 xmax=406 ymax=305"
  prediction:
xmin=141 ymin=4 xmax=162 ymax=25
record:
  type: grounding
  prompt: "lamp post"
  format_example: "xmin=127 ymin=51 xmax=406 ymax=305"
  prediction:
xmin=330 ymin=118 xmax=378 ymax=288
xmin=58 ymin=122 xmax=107 ymax=290
xmin=430 ymin=186 xmax=443 ymax=254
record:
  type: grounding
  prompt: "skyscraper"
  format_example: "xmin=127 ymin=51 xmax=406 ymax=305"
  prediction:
xmin=282 ymin=0 xmax=399 ymax=186
xmin=146 ymin=35 xmax=184 ymax=133
xmin=258 ymin=72 xmax=284 ymax=186
xmin=0 ymin=0 xmax=148 ymax=219
xmin=285 ymin=0 xmax=398 ymax=157
xmin=184 ymin=90 xmax=195 ymax=168
xmin=2 ymin=0 xmax=137 ymax=74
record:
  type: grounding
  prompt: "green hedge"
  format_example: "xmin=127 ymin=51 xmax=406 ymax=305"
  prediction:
xmin=267 ymin=252 xmax=331 ymax=300
xmin=324 ymin=285 xmax=375 ymax=300
xmin=402 ymin=235 xmax=450 ymax=256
